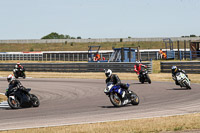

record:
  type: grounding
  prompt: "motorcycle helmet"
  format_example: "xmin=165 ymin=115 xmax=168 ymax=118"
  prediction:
xmin=17 ymin=62 xmax=20 ymax=66
xmin=135 ymin=61 xmax=140 ymax=67
xmin=105 ymin=69 xmax=112 ymax=77
xmin=7 ymin=74 xmax=15 ymax=83
xmin=171 ymin=66 xmax=177 ymax=73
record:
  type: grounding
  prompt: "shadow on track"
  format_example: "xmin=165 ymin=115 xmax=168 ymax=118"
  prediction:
xmin=99 ymin=104 xmax=133 ymax=108
xmin=167 ymin=88 xmax=189 ymax=90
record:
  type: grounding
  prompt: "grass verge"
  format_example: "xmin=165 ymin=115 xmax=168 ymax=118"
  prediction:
xmin=0 ymin=41 xmax=187 ymax=52
xmin=1 ymin=113 xmax=200 ymax=133
xmin=0 ymin=94 xmax=6 ymax=102
xmin=0 ymin=71 xmax=199 ymax=83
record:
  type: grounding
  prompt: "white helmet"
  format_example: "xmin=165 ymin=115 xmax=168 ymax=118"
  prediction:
xmin=135 ymin=60 xmax=141 ymax=67
xmin=105 ymin=69 xmax=112 ymax=77
xmin=7 ymin=74 xmax=15 ymax=83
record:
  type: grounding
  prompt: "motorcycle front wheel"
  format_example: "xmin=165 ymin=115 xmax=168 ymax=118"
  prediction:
xmin=184 ymin=81 xmax=191 ymax=90
xmin=30 ymin=94 xmax=40 ymax=107
xmin=146 ymin=74 xmax=151 ymax=84
xmin=139 ymin=76 xmax=145 ymax=84
xmin=110 ymin=93 xmax=122 ymax=107
xmin=8 ymin=96 xmax=20 ymax=109
xmin=130 ymin=91 xmax=140 ymax=105
xmin=22 ymin=73 xmax=26 ymax=79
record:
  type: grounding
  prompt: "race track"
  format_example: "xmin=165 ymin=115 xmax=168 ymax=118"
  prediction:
xmin=0 ymin=78 xmax=200 ymax=130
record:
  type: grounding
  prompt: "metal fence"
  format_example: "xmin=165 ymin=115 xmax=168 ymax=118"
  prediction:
xmin=0 ymin=53 xmax=112 ymax=62
xmin=160 ymin=61 xmax=200 ymax=73
xmin=0 ymin=54 xmax=43 ymax=61
xmin=1 ymin=37 xmax=200 ymax=43
xmin=0 ymin=62 xmax=152 ymax=73
xmin=1 ymin=51 xmax=199 ymax=62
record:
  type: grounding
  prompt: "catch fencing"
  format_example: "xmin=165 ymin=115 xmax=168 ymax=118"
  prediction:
xmin=160 ymin=61 xmax=200 ymax=74
xmin=0 ymin=37 xmax=200 ymax=43
xmin=0 ymin=52 xmax=112 ymax=62
xmin=0 ymin=62 xmax=152 ymax=73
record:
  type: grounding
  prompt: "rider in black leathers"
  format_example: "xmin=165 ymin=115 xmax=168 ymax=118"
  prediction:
xmin=13 ymin=62 xmax=24 ymax=77
xmin=105 ymin=69 xmax=129 ymax=98
xmin=171 ymin=66 xmax=188 ymax=85
xmin=5 ymin=74 xmax=25 ymax=97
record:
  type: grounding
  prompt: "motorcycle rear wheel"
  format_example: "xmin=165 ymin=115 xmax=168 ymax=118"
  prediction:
xmin=30 ymin=94 xmax=40 ymax=107
xmin=8 ymin=96 xmax=20 ymax=109
xmin=110 ymin=93 xmax=122 ymax=107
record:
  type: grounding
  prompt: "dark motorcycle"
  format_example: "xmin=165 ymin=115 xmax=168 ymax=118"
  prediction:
xmin=13 ymin=68 xmax=26 ymax=79
xmin=6 ymin=87 xmax=40 ymax=109
xmin=104 ymin=82 xmax=139 ymax=107
xmin=139 ymin=66 xmax=151 ymax=84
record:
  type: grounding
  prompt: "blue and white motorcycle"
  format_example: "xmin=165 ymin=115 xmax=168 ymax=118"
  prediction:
xmin=104 ymin=82 xmax=139 ymax=107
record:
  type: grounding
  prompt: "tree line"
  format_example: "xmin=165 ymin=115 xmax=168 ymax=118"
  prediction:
xmin=41 ymin=32 xmax=81 ymax=39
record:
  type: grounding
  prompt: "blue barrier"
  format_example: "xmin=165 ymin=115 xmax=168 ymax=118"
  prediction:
xmin=166 ymin=50 xmax=175 ymax=59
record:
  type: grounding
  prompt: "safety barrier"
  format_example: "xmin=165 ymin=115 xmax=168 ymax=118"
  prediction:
xmin=0 ymin=62 xmax=152 ymax=73
xmin=160 ymin=61 xmax=200 ymax=73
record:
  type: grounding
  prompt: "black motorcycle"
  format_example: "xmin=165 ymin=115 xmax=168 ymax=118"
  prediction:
xmin=139 ymin=67 xmax=151 ymax=84
xmin=6 ymin=87 xmax=40 ymax=109
xmin=13 ymin=68 xmax=26 ymax=79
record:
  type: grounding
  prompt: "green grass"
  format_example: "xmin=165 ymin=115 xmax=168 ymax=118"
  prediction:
xmin=0 ymin=41 xmax=190 ymax=52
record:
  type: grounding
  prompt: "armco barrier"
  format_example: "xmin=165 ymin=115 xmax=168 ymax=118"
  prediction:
xmin=0 ymin=62 xmax=152 ymax=73
xmin=161 ymin=61 xmax=200 ymax=73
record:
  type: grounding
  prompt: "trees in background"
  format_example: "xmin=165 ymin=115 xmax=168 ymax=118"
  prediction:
xmin=41 ymin=32 xmax=81 ymax=39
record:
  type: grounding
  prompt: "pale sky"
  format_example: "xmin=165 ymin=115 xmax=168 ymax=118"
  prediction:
xmin=0 ymin=0 xmax=200 ymax=39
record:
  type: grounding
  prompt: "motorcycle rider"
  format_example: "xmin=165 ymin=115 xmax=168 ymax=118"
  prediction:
xmin=5 ymin=74 xmax=26 ymax=97
xmin=171 ymin=66 xmax=189 ymax=85
xmin=105 ymin=69 xmax=130 ymax=99
xmin=134 ymin=61 xmax=147 ymax=81
xmin=13 ymin=62 xmax=24 ymax=77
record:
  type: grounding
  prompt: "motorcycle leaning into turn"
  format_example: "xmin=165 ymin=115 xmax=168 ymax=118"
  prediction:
xmin=104 ymin=82 xmax=139 ymax=107
xmin=174 ymin=72 xmax=191 ymax=90
xmin=13 ymin=68 xmax=26 ymax=79
xmin=138 ymin=67 xmax=151 ymax=84
xmin=6 ymin=87 xmax=40 ymax=109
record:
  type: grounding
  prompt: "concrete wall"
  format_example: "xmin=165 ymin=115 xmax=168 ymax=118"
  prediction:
xmin=0 ymin=37 xmax=200 ymax=44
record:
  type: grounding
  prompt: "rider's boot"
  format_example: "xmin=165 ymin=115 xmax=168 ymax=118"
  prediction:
xmin=122 ymin=90 xmax=131 ymax=105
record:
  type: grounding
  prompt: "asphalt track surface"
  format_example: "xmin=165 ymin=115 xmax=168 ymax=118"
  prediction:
xmin=0 ymin=78 xmax=200 ymax=130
